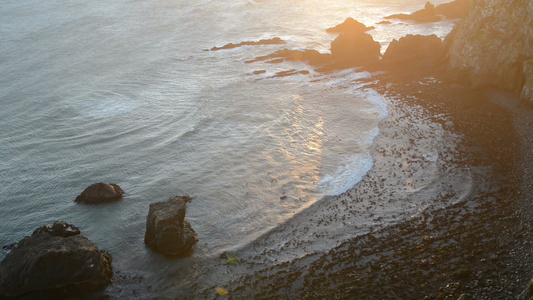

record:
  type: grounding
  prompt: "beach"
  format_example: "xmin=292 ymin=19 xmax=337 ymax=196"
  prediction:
xmin=1 ymin=0 xmax=532 ymax=298
xmin=134 ymin=68 xmax=533 ymax=299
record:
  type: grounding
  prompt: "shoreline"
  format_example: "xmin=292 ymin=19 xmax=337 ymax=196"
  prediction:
xmin=84 ymin=66 xmax=533 ymax=299
xmin=181 ymin=69 xmax=533 ymax=299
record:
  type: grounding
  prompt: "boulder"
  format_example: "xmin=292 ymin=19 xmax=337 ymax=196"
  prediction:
xmin=75 ymin=182 xmax=124 ymax=204
xmin=0 ymin=221 xmax=112 ymax=298
xmin=326 ymin=18 xmax=375 ymax=35
xmin=330 ymin=32 xmax=381 ymax=67
xmin=382 ymin=34 xmax=445 ymax=68
xmin=521 ymin=60 xmax=533 ymax=105
xmin=145 ymin=196 xmax=198 ymax=257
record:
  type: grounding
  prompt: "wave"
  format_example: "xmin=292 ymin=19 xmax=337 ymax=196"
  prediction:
xmin=317 ymin=152 xmax=374 ymax=196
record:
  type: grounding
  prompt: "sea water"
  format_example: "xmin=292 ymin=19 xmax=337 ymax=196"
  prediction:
xmin=0 ymin=0 xmax=456 ymax=290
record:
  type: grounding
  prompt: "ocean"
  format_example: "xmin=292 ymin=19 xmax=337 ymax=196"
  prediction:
xmin=0 ymin=0 xmax=459 ymax=296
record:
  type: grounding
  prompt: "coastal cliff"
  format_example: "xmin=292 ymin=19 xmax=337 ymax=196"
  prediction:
xmin=446 ymin=0 xmax=533 ymax=101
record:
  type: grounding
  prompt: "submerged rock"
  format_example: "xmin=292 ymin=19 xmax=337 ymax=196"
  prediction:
xmin=382 ymin=34 xmax=444 ymax=68
xmin=145 ymin=196 xmax=198 ymax=257
xmin=0 ymin=221 xmax=112 ymax=298
xmin=75 ymin=182 xmax=124 ymax=204
xmin=245 ymin=48 xmax=333 ymax=67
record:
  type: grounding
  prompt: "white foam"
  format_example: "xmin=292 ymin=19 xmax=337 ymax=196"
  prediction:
xmin=352 ymin=88 xmax=389 ymax=120
xmin=317 ymin=152 xmax=373 ymax=196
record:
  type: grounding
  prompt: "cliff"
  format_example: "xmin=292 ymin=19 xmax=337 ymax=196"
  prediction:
xmin=446 ymin=0 xmax=533 ymax=102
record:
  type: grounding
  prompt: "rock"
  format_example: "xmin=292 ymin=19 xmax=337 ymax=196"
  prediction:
xmin=385 ymin=1 xmax=442 ymax=23
xmin=145 ymin=196 xmax=198 ymax=257
xmin=330 ymin=32 xmax=381 ymax=67
xmin=326 ymin=18 xmax=375 ymax=34
xmin=207 ymin=37 xmax=285 ymax=51
xmin=435 ymin=0 xmax=471 ymax=20
xmin=521 ymin=60 xmax=533 ymax=105
xmin=245 ymin=48 xmax=333 ymax=67
xmin=0 ymin=221 xmax=112 ymax=298
xmin=382 ymin=34 xmax=445 ymax=69
xmin=75 ymin=182 xmax=124 ymax=204
xmin=446 ymin=0 xmax=533 ymax=92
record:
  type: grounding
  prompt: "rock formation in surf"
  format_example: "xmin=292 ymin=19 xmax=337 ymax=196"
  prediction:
xmin=326 ymin=17 xmax=375 ymax=34
xmin=245 ymin=48 xmax=333 ymax=67
xmin=0 ymin=221 xmax=113 ymax=298
xmin=445 ymin=0 xmax=533 ymax=103
xmin=385 ymin=0 xmax=470 ymax=23
xmin=145 ymin=196 xmax=198 ymax=257
xmin=330 ymin=31 xmax=381 ymax=67
xmin=75 ymin=182 xmax=124 ymax=204
xmin=207 ymin=37 xmax=286 ymax=51
xmin=382 ymin=34 xmax=445 ymax=69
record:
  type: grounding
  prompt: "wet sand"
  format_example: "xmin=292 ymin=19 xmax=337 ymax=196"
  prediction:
xmin=186 ymin=69 xmax=533 ymax=299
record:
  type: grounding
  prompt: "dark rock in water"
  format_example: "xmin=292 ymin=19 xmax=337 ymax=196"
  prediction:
xmin=145 ymin=196 xmax=198 ymax=257
xmin=383 ymin=0 xmax=470 ymax=23
xmin=246 ymin=48 xmax=333 ymax=67
xmin=0 ymin=221 xmax=112 ymax=298
xmin=330 ymin=32 xmax=381 ymax=67
xmin=271 ymin=69 xmax=310 ymax=78
xmin=326 ymin=18 xmax=374 ymax=34
xmin=382 ymin=34 xmax=444 ymax=69
xmin=385 ymin=2 xmax=441 ymax=23
xmin=75 ymin=182 xmax=124 ymax=204
xmin=207 ymin=37 xmax=286 ymax=51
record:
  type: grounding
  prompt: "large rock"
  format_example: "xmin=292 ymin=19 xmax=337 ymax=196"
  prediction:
xmin=446 ymin=0 xmax=533 ymax=92
xmin=382 ymin=34 xmax=445 ymax=68
xmin=145 ymin=196 xmax=198 ymax=257
xmin=0 ymin=221 xmax=112 ymax=298
xmin=330 ymin=32 xmax=381 ymax=67
xmin=75 ymin=182 xmax=124 ymax=204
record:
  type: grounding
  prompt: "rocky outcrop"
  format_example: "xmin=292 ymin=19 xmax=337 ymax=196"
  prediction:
xmin=386 ymin=2 xmax=441 ymax=23
xmin=75 ymin=182 xmax=124 ymax=204
xmin=330 ymin=32 xmax=381 ymax=67
xmin=446 ymin=0 xmax=533 ymax=94
xmin=0 ymin=221 xmax=112 ymax=298
xmin=145 ymin=196 xmax=198 ymax=257
xmin=385 ymin=0 xmax=470 ymax=23
xmin=382 ymin=34 xmax=445 ymax=68
xmin=435 ymin=0 xmax=471 ymax=19
xmin=326 ymin=18 xmax=374 ymax=34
